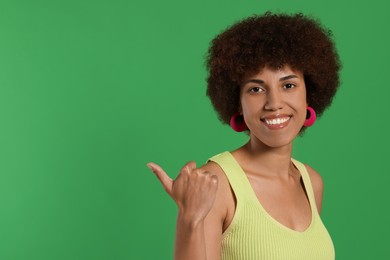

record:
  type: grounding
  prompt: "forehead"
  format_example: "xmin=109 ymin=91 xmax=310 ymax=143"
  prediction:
xmin=244 ymin=64 xmax=304 ymax=81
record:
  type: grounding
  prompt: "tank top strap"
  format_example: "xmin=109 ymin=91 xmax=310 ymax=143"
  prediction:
xmin=208 ymin=151 xmax=254 ymax=202
xmin=291 ymin=158 xmax=319 ymax=215
xmin=207 ymin=153 xmax=334 ymax=259
xmin=209 ymin=152 xmax=319 ymax=214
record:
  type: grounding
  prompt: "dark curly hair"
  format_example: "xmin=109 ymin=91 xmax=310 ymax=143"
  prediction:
xmin=206 ymin=12 xmax=341 ymax=129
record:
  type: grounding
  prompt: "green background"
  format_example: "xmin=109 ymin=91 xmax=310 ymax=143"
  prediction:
xmin=0 ymin=0 xmax=389 ymax=259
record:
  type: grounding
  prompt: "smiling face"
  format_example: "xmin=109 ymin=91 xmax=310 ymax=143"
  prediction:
xmin=240 ymin=65 xmax=307 ymax=148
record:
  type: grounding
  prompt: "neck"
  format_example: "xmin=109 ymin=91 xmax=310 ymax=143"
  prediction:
xmin=235 ymin=136 xmax=294 ymax=178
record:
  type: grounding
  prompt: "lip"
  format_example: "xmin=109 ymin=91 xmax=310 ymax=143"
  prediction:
xmin=260 ymin=114 xmax=292 ymax=130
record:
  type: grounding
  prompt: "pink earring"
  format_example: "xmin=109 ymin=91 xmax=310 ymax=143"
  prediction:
xmin=230 ymin=112 xmax=247 ymax=132
xmin=304 ymin=106 xmax=317 ymax=127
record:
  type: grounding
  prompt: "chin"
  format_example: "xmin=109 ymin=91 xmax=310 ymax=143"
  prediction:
xmin=264 ymin=138 xmax=294 ymax=148
xmin=250 ymin=132 xmax=297 ymax=149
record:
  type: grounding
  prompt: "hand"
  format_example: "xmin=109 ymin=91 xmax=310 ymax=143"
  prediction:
xmin=147 ymin=161 xmax=218 ymax=224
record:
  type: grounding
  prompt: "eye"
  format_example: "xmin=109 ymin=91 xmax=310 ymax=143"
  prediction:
xmin=249 ymin=86 xmax=264 ymax=93
xmin=283 ymin=83 xmax=296 ymax=89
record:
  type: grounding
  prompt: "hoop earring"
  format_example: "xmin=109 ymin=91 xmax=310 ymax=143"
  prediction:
xmin=304 ymin=106 xmax=317 ymax=127
xmin=230 ymin=112 xmax=247 ymax=132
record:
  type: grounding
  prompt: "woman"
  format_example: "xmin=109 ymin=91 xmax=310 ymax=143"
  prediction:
xmin=147 ymin=12 xmax=340 ymax=260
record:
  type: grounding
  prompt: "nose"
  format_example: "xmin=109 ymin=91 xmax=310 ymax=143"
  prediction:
xmin=264 ymin=89 xmax=283 ymax=111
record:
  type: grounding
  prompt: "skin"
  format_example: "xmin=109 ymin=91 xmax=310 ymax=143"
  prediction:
xmin=147 ymin=65 xmax=325 ymax=260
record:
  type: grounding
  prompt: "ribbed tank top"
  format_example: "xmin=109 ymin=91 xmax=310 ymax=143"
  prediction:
xmin=209 ymin=151 xmax=335 ymax=260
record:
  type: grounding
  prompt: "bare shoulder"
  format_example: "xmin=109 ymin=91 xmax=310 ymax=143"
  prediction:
xmin=198 ymin=161 xmax=235 ymax=259
xmin=199 ymin=161 xmax=233 ymax=209
xmin=304 ymin=164 xmax=324 ymax=213
xmin=201 ymin=161 xmax=235 ymax=231
xmin=305 ymin=164 xmax=324 ymax=191
xmin=200 ymin=161 xmax=228 ymax=183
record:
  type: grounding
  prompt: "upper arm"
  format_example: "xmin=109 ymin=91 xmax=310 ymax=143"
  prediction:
xmin=305 ymin=164 xmax=324 ymax=214
xmin=200 ymin=161 xmax=232 ymax=260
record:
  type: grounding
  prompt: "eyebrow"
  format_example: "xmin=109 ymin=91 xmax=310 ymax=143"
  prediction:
xmin=241 ymin=74 xmax=299 ymax=86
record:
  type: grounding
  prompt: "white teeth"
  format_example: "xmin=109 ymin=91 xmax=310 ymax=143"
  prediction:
xmin=265 ymin=117 xmax=289 ymax=125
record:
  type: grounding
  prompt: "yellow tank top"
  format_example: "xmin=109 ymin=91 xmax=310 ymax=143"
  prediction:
xmin=209 ymin=151 xmax=335 ymax=260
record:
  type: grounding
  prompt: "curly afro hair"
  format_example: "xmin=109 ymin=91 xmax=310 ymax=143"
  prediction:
xmin=206 ymin=12 xmax=341 ymax=129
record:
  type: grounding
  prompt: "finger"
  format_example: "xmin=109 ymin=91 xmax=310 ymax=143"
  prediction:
xmin=202 ymin=170 xmax=218 ymax=185
xmin=181 ymin=161 xmax=197 ymax=175
xmin=210 ymin=174 xmax=218 ymax=185
xmin=147 ymin=162 xmax=173 ymax=194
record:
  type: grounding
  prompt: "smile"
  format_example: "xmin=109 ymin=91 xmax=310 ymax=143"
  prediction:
xmin=264 ymin=117 xmax=290 ymax=125
xmin=261 ymin=115 xmax=292 ymax=129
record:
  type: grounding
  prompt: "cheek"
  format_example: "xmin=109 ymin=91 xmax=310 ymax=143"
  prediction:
xmin=297 ymin=88 xmax=307 ymax=111
xmin=300 ymin=104 xmax=308 ymax=122
xmin=241 ymin=98 xmax=260 ymax=118
xmin=298 ymin=101 xmax=308 ymax=124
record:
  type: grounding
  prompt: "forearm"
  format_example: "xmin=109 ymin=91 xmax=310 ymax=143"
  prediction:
xmin=174 ymin=212 xmax=207 ymax=260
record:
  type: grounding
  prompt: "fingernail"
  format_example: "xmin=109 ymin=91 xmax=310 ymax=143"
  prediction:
xmin=146 ymin=163 xmax=154 ymax=172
